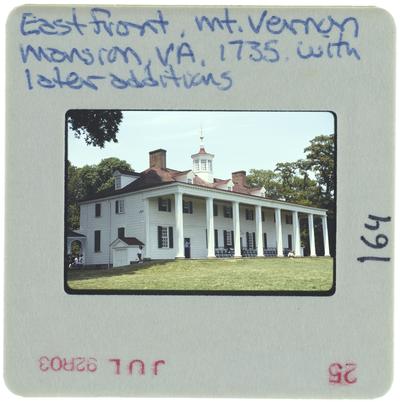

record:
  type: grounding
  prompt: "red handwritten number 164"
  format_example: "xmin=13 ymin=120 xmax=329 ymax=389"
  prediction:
xmin=328 ymin=362 xmax=357 ymax=385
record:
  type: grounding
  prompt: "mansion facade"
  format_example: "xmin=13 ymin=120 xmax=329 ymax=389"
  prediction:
xmin=67 ymin=143 xmax=330 ymax=267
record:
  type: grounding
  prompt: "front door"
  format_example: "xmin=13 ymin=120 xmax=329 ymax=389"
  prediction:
xmin=184 ymin=238 xmax=191 ymax=258
xmin=288 ymin=234 xmax=293 ymax=250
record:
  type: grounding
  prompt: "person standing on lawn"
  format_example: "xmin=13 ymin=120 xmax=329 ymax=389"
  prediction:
xmin=137 ymin=245 xmax=143 ymax=263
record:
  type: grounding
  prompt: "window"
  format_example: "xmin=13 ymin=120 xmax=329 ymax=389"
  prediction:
xmin=158 ymin=197 xmax=171 ymax=212
xmin=118 ymin=227 xmax=125 ymax=239
xmin=194 ymin=160 xmax=199 ymax=171
xmin=213 ymin=204 xmax=218 ymax=216
xmin=285 ymin=214 xmax=293 ymax=224
xmin=226 ymin=231 xmax=232 ymax=246
xmin=214 ymin=229 xmax=218 ymax=248
xmin=115 ymin=175 xmax=121 ymax=189
xmin=208 ymin=160 xmax=212 ymax=170
xmin=161 ymin=227 xmax=169 ymax=248
xmin=201 ymin=159 xmax=207 ymax=171
xmin=94 ymin=230 xmax=101 ymax=252
xmin=187 ymin=178 xmax=193 ymax=184
xmin=246 ymin=232 xmax=256 ymax=249
xmin=245 ymin=208 xmax=254 ymax=220
xmin=115 ymin=199 xmax=125 ymax=214
xmin=227 ymin=186 xmax=232 ymax=191
xmin=158 ymin=226 xmax=173 ymax=248
xmin=224 ymin=230 xmax=234 ymax=247
xmin=183 ymin=200 xmax=193 ymax=214
xmin=223 ymin=206 xmax=233 ymax=218
xmin=262 ymin=211 xmax=265 ymax=222
xmin=95 ymin=203 xmax=101 ymax=217
xmin=263 ymin=233 xmax=267 ymax=249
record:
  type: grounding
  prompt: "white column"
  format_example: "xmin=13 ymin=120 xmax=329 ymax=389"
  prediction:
xmin=255 ymin=205 xmax=263 ymax=257
xmin=206 ymin=197 xmax=215 ymax=258
xmin=144 ymin=197 xmax=150 ymax=259
xmin=322 ymin=215 xmax=330 ymax=256
xmin=174 ymin=192 xmax=184 ymax=258
xmin=292 ymin=211 xmax=301 ymax=256
xmin=232 ymin=201 xmax=241 ymax=257
xmin=275 ymin=208 xmax=283 ymax=257
xmin=308 ymin=214 xmax=316 ymax=257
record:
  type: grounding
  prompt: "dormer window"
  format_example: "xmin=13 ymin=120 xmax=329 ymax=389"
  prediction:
xmin=115 ymin=175 xmax=121 ymax=189
xmin=227 ymin=186 xmax=232 ymax=191
xmin=187 ymin=178 xmax=193 ymax=184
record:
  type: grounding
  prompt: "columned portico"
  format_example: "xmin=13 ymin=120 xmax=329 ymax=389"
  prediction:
xmin=255 ymin=205 xmax=263 ymax=257
xmin=322 ymin=215 xmax=330 ymax=256
xmin=275 ymin=208 xmax=283 ymax=257
xmin=174 ymin=192 xmax=185 ymax=258
xmin=232 ymin=201 xmax=241 ymax=257
xmin=206 ymin=197 xmax=216 ymax=258
xmin=292 ymin=211 xmax=301 ymax=256
xmin=308 ymin=213 xmax=316 ymax=257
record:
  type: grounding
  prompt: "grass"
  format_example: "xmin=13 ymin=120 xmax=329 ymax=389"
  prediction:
xmin=67 ymin=257 xmax=334 ymax=292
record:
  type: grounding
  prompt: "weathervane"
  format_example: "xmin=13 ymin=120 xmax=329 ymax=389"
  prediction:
xmin=200 ymin=127 xmax=204 ymax=146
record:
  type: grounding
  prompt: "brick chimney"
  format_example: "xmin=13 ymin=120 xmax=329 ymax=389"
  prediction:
xmin=232 ymin=170 xmax=247 ymax=187
xmin=149 ymin=149 xmax=167 ymax=169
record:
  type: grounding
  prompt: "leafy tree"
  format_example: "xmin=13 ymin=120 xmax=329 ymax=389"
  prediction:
xmin=66 ymin=158 xmax=134 ymax=230
xmin=247 ymin=169 xmax=281 ymax=199
xmin=304 ymin=134 xmax=335 ymax=202
xmin=67 ymin=110 xmax=123 ymax=148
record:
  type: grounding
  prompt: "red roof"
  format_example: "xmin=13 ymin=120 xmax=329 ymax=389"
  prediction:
xmin=118 ymin=237 xmax=144 ymax=246
xmin=82 ymin=167 xmax=259 ymax=202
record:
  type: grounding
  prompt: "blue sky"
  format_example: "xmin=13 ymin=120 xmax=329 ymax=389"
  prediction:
xmin=68 ymin=111 xmax=334 ymax=178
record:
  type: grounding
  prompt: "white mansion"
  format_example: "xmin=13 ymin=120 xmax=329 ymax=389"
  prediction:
xmin=67 ymin=141 xmax=330 ymax=267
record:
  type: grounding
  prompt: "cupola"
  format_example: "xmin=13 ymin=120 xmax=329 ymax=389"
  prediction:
xmin=191 ymin=130 xmax=214 ymax=183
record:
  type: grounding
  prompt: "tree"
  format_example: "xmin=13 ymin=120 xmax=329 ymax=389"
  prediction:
xmin=304 ymin=134 xmax=335 ymax=203
xmin=247 ymin=169 xmax=281 ymax=199
xmin=67 ymin=110 xmax=123 ymax=148
xmin=66 ymin=158 xmax=134 ymax=230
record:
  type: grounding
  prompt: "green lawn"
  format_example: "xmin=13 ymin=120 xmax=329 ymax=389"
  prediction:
xmin=67 ymin=257 xmax=334 ymax=292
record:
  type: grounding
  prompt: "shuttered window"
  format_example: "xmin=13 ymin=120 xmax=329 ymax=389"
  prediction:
xmin=246 ymin=232 xmax=256 ymax=249
xmin=95 ymin=203 xmax=101 ymax=217
xmin=245 ymin=209 xmax=254 ymax=220
xmin=263 ymin=233 xmax=267 ymax=249
xmin=183 ymin=200 xmax=193 ymax=214
xmin=157 ymin=226 xmax=173 ymax=248
xmin=223 ymin=206 xmax=233 ymax=218
xmin=115 ymin=199 xmax=125 ymax=214
xmin=158 ymin=198 xmax=171 ymax=212
xmin=214 ymin=229 xmax=218 ymax=248
xmin=213 ymin=204 xmax=218 ymax=216
xmin=94 ymin=230 xmax=101 ymax=252
xmin=223 ymin=230 xmax=234 ymax=247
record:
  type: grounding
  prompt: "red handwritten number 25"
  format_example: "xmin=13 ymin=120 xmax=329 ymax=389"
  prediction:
xmin=328 ymin=362 xmax=357 ymax=385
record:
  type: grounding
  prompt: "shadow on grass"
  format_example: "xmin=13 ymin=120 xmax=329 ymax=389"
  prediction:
xmin=67 ymin=260 xmax=170 ymax=281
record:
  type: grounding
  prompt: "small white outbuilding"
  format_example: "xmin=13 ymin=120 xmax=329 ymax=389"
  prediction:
xmin=110 ymin=237 xmax=144 ymax=267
